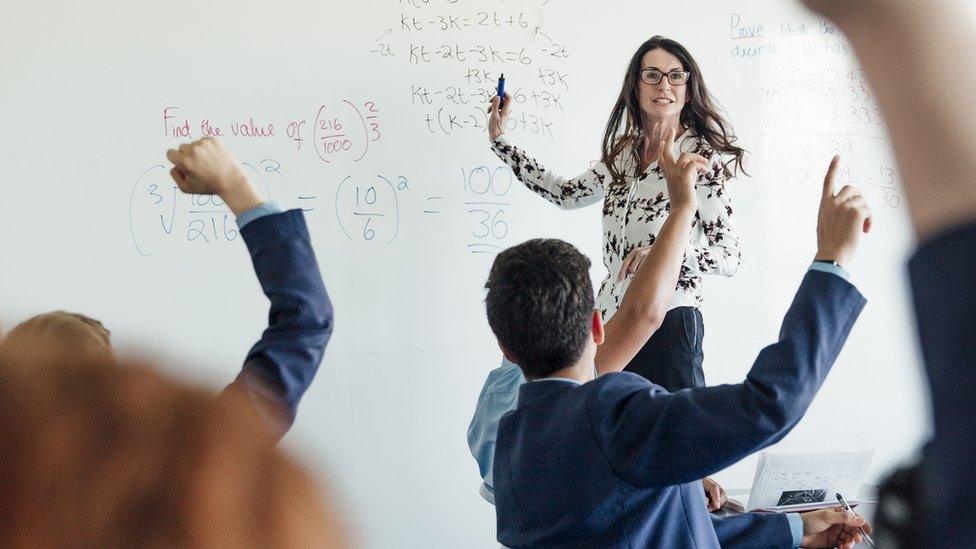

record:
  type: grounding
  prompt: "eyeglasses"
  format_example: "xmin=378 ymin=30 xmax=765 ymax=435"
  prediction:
xmin=640 ymin=68 xmax=691 ymax=86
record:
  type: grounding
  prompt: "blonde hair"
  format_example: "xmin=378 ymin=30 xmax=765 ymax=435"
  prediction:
xmin=4 ymin=311 xmax=112 ymax=355
xmin=0 ymin=345 xmax=349 ymax=548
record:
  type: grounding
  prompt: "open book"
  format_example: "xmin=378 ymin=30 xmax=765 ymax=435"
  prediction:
xmin=746 ymin=449 xmax=874 ymax=512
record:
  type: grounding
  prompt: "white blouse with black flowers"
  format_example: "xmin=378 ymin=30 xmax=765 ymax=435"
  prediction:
xmin=491 ymin=132 xmax=741 ymax=321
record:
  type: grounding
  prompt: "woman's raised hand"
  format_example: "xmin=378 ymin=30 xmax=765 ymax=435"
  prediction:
xmin=488 ymin=93 xmax=512 ymax=141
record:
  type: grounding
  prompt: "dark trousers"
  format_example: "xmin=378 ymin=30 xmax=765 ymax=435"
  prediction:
xmin=623 ymin=306 xmax=704 ymax=392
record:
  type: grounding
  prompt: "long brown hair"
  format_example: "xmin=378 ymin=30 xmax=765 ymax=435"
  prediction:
xmin=602 ymin=36 xmax=746 ymax=185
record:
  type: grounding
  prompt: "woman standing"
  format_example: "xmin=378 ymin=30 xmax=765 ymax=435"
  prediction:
xmin=488 ymin=36 xmax=744 ymax=391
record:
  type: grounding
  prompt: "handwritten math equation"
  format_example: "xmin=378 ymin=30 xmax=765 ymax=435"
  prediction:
xmin=724 ymin=11 xmax=885 ymax=139
xmin=728 ymin=10 xmax=902 ymax=209
xmin=367 ymin=0 xmax=573 ymax=139
xmin=128 ymin=160 xmax=279 ymax=256
xmin=460 ymin=164 xmax=513 ymax=254
xmin=130 ymin=158 xmax=519 ymax=256
xmin=333 ymin=164 xmax=516 ymax=254
xmin=765 ymin=136 xmax=903 ymax=209
xmin=163 ymin=102 xmax=382 ymax=163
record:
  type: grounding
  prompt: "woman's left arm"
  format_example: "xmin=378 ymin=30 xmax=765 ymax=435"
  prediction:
xmin=691 ymin=158 xmax=741 ymax=277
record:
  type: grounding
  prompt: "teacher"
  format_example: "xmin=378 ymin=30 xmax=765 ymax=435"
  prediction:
xmin=487 ymin=35 xmax=745 ymax=391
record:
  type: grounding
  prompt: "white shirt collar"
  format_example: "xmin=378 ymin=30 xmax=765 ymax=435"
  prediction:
xmin=531 ymin=376 xmax=583 ymax=385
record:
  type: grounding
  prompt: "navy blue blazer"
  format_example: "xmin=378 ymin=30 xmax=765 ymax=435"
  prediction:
xmin=908 ymin=222 xmax=976 ymax=547
xmin=494 ymin=270 xmax=866 ymax=548
xmin=222 ymin=210 xmax=333 ymax=441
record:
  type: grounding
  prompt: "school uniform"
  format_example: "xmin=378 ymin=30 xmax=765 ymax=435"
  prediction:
xmin=222 ymin=205 xmax=333 ymax=440
xmin=468 ymin=263 xmax=849 ymax=505
xmin=492 ymin=269 xmax=865 ymax=548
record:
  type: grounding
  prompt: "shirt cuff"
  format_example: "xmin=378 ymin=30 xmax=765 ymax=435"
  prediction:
xmin=236 ymin=201 xmax=285 ymax=230
xmin=479 ymin=482 xmax=495 ymax=504
xmin=786 ymin=513 xmax=804 ymax=547
xmin=808 ymin=261 xmax=850 ymax=281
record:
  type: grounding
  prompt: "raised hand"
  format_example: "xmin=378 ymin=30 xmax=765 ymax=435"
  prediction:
xmin=657 ymin=126 xmax=707 ymax=210
xmin=165 ymin=137 xmax=263 ymax=217
xmin=815 ymin=156 xmax=873 ymax=267
xmin=488 ymin=93 xmax=512 ymax=141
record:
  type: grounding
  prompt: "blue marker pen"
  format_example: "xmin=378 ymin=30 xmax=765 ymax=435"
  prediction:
xmin=497 ymin=73 xmax=506 ymax=107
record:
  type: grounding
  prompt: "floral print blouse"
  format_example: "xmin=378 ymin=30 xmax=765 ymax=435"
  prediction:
xmin=491 ymin=132 xmax=741 ymax=320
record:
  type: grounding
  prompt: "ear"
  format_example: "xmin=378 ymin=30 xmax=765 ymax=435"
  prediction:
xmin=497 ymin=341 xmax=519 ymax=365
xmin=591 ymin=310 xmax=605 ymax=346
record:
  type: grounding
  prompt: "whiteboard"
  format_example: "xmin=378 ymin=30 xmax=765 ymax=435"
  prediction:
xmin=0 ymin=0 xmax=929 ymax=547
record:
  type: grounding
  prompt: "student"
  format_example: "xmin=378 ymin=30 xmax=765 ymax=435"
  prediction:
xmin=801 ymin=1 xmax=976 ymax=546
xmin=4 ymin=311 xmax=112 ymax=356
xmin=2 ymin=137 xmax=333 ymax=441
xmin=484 ymin=158 xmax=873 ymax=547
xmin=469 ymin=129 xmax=728 ymax=509
xmin=0 ymin=343 xmax=349 ymax=548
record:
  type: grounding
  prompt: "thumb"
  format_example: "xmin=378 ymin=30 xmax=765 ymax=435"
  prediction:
xmin=170 ymin=167 xmax=189 ymax=190
xmin=618 ymin=250 xmax=634 ymax=281
xmin=679 ymin=161 xmax=700 ymax=180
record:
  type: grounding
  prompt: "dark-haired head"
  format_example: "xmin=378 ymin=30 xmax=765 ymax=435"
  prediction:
xmin=602 ymin=35 xmax=746 ymax=184
xmin=484 ymin=239 xmax=598 ymax=380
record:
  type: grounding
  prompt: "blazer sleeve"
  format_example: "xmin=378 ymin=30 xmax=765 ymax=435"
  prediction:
xmin=710 ymin=513 xmax=794 ymax=549
xmin=223 ymin=209 xmax=333 ymax=441
xmin=587 ymin=270 xmax=866 ymax=487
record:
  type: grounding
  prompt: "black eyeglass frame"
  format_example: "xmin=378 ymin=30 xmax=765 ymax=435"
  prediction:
xmin=640 ymin=68 xmax=691 ymax=86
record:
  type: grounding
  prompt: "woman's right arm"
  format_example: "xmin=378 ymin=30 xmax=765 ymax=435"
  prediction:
xmin=488 ymin=95 xmax=604 ymax=210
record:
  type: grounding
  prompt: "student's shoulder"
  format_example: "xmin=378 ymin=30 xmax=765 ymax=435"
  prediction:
xmin=481 ymin=359 xmax=525 ymax=396
xmin=582 ymin=373 xmax=668 ymax=424
xmin=586 ymin=372 xmax=663 ymax=399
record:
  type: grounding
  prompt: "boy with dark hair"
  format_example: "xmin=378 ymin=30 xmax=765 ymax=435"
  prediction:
xmin=470 ymin=129 xmax=728 ymax=509
xmin=485 ymin=238 xmax=596 ymax=379
xmin=485 ymin=157 xmax=873 ymax=548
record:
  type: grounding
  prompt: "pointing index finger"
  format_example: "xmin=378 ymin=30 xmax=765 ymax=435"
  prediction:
xmin=823 ymin=155 xmax=841 ymax=199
